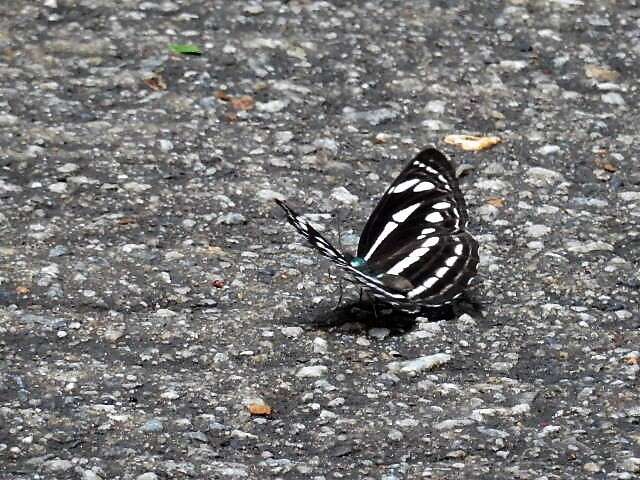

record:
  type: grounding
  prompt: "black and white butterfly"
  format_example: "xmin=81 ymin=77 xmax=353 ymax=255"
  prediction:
xmin=275 ymin=147 xmax=479 ymax=312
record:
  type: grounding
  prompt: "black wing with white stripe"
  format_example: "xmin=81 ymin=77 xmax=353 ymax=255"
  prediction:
xmin=357 ymin=148 xmax=478 ymax=306
xmin=275 ymin=199 xmax=413 ymax=302
xmin=274 ymin=199 xmax=349 ymax=268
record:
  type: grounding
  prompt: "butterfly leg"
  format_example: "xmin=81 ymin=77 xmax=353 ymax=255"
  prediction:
xmin=370 ymin=294 xmax=379 ymax=320
xmin=357 ymin=289 xmax=379 ymax=319
xmin=334 ymin=276 xmax=345 ymax=309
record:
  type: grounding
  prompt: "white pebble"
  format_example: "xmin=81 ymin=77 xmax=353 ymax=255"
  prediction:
xmin=618 ymin=191 xmax=640 ymax=202
xmin=216 ymin=213 xmax=246 ymax=225
xmin=537 ymin=145 xmax=561 ymax=155
xmin=57 ymin=162 xmax=78 ymax=173
xmin=526 ymin=167 xmax=564 ymax=186
xmin=257 ymin=189 xmax=285 ymax=201
xmin=368 ymin=328 xmax=390 ymax=340
xmin=160 ymin=390 xmax=180 ymax=400
xmin=313 ymin=138 xmax=338 ymax=154
xmin=281 ymin=326 xmax=303 ymax=338
xmin=48 ymin=182 xmax=67 ymax=193
xmin=388 ymin=353 xmax=451 ymax=373
xmin=274 ymin=131 xmax=294 ymax=144
xmin=424 ymin=100 xmax=446 ymax=114
xmin=527 ymin=241 xmax=544 ymax=250
xmin=256 ymin=99 xmax=289 ymax=113
xmin=41 ymin=264 xmax=60 ymax=277
xmin=123 ymin=181 xmax=152 ymax=192
xmin=601 ymin=92 xmax=625 ymax=106
xmin=565 ymin=240 xmax=614 ymax=253
xmin=296 ymin=365 xmax=328 ymax=378
xmin=623 ymin=457 xmax=640 ymax=473
xmin=313 ymin=337 xmax=328 ymax=354
xmin=330 ymin=187 xmax=358 ymax=205
xmin=525 ymin=224 xmax=551 ymax=238
xmin=136 ymin=473 xmax=159 ymax=480
xmin=158 ymin=139 xmax=173 ymax=152
xmin=45 ymin=459 xmax=74 ymax=471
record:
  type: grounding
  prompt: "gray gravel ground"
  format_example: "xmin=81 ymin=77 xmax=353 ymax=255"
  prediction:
xmin=1 ymin=0 xmax=640 ymax=479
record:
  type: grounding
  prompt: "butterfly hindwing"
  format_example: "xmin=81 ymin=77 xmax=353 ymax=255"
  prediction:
xmin=357 ymin=147 xmax=478 ymax=306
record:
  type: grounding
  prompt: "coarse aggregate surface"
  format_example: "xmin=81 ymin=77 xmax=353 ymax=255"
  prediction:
xmin=1 ymin=1 xmax=639 ymax=479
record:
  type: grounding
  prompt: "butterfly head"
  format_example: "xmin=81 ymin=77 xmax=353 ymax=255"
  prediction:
xmin=349 ymin=256 xmax=367 ymax=269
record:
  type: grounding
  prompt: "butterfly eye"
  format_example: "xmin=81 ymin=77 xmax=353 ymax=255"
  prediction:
xmin=349 ymin=257 xmax=366 ymax=268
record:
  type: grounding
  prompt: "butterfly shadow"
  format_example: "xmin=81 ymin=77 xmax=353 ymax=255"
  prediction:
xmin=283 ymin=291 xmax=485 ymax=337
xmin=305 ymin=300 xmax=419 ymax=334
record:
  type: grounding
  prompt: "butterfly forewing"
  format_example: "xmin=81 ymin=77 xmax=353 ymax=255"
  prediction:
xmin=357 ymin=148 xmax=478 ymax=306
xmin=274 ymin=199 xmax=349 ymax=268
xmin=275 ymin=199 xmax=410 ymax=300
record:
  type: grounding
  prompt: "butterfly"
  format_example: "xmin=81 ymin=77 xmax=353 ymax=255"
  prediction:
xmin=275 ymin=147 xmax=479 ymax=312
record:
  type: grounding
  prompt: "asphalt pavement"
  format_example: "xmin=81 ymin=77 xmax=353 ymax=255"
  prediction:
xmin=0 ymin=1 xmax=639 ymax=479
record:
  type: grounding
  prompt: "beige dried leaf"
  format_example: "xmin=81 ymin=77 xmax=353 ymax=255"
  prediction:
xmin=443 ymin=134 xmax=502 ymax=151
xmin=584 ymin=65 xmax=620 ymax=82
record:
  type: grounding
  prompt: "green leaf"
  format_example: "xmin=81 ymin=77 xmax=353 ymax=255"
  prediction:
xmin=169 ymin=44 xmax=202 ymax=55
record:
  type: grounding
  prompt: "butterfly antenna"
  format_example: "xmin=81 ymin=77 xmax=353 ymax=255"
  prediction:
xmin=371 ymin=294 xmax=378 ymax=320
xmin=335 ymin=278 xmax=344 ymax=309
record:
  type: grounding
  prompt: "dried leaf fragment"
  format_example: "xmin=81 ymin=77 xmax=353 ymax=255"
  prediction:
xmin=486 ymin=197 xmax=506 ymax=208
xmin=215 ymin=90 xmax=231 ymax=101
xmin=206 ymin=246 xmax=228 ymax=258
xmin=143 ymin=74 xmax=167 ymax=91
xmin=248 ymin=403 xmax=272 ymax=416
xmin=584 ymin=65 xmax=620 ymax=82
xmin=594 ymin=158 xmax=617 ymax=173
xmin=444 ymin=134 xmax=502 ymax=151
xmin=231 ymin=95 xmax=255 ymax=111
xmin=623 ymin=353 xmax=639 ymax=366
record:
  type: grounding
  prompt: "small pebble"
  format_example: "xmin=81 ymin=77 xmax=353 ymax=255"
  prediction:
xmin=141 ymin=419 xmax=164 ymax=433
xmin=281 ymin=326 xmax=303 ymax=338
xmin=161 ymin=390 xmax=180 ymax=400
xmin=57 ymin=162 xmax=78 ymax=173
xmin=45 ymin=459 xmax=73 ymax=471
xmin=256 ymin=99 xmax=289 ymax=113
xmin=601 ymin=92 xmax=625 ymax=106
xmin=296 ymin=365 xmax=328 ymax=378
xmin=537 ymin=145 xmax=561 ymax=155
xmin=136 ymin=473 xmax=159 ymax=480
xmin=368 ymin=328 xmax=390 ymax=340
xmin=216 ymin=213 xmax=246 ymax=225
xmin=48 ymin=182 xmax=67 ymax=193
xmin=330 ymin=187 xmax=358 ymax=205
xmin=623 ymin=458 xmax=640 ymax=473
xmin=343 ymin=107 xmax=399 ymax=125
xmin=388 ymin=353 xmax=451 ymax=373
xmin=525 ymin=224 xmax=551 ymax=238
xmin=313 ymin=337 xmax=328 ymax=354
